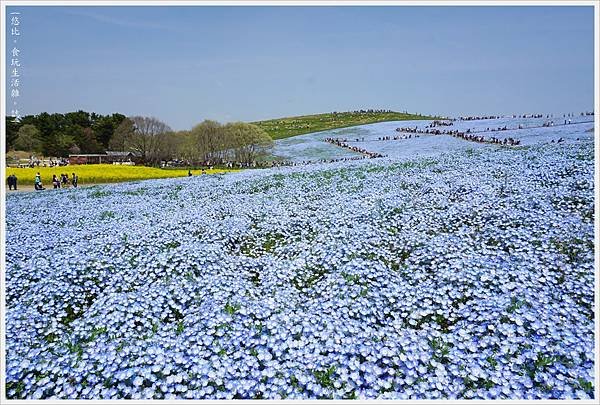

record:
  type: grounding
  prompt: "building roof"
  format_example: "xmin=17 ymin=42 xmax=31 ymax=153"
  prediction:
xmin=106 ymin=151 xmax=141 ymax=157
xmin=69 ymin=152 xmax=141 ymax=158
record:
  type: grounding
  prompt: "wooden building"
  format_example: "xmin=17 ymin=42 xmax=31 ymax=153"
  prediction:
xmin=68 ymin=151 xmax=141 ymax=165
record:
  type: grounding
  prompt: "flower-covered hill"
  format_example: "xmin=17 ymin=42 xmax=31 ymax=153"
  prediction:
xmin=5 ymin=138 xmax=595 ymax=399
xmin=270 ymin=115 xmax=594 ymax=162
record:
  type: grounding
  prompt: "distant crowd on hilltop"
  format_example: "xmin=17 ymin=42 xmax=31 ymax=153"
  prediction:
xmin=332 ymin=109 xmax=395 ymax=115
xmin=456 ymin=111 xmax=594 ymax=121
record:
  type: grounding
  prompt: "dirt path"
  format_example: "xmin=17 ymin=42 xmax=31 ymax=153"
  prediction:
xmin=5 ymin=182 xmax=107 ymax=194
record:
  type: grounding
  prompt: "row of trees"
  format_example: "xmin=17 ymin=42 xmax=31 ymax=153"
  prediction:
xmin=6 ymin=112 xmax=273 ymax=166
xmin=182 ymin=120 xmax=273 ymax=165
xmin=6 ymin=111 xmax=126 ymax=156
xmin=109 ymin=117 xmax=273 ymax=165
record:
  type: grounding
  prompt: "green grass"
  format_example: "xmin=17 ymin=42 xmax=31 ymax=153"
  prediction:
xmin=176 ymin=321 xmax=185 ymax=335
xmin=224 ymin=302 xmax=241 ymax=316
xmin=253 ymin=110 xmax=440 ymax=140
xmin=313 ymin=365 xmax=337 ymax=388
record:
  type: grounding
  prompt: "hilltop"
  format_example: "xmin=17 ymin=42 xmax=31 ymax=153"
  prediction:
xmin=252 ymin=110 xmax=439 ymax=140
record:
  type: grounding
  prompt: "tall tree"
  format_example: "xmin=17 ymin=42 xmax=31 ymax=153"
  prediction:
xmin=6 ymin=110 xmax=128 ymax=156
xmin=65 ymin=110 xmax=91 ymax=128
xmin=13 ymin=124 xmax=43 ymax=153
xmin=46 ymin=132 xmax=76 ymax=157
xmin=189 ymin=120 xmax=225 ymax=163
xmin=77 ymin=127 xmax=104 ymax=154
xmin=109 ymin=118 xmax=136 ymax=152
xmin=224 ymin=122 xmax=273 ymax=164
xmin=128 ymin=116 xmax=172 ymax=164
xmin=5 ymin=116 xmax=20 ymax=151
xmin=160 ymin=130 xmax=188 ymax=162
xmin=92 ymin=113 xmax=125 ymax=148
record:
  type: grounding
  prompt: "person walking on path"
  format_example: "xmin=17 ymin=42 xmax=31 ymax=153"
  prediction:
xmin=34 ymin=173 xmax=45 ymax=190
xmin=61 ymin=173 xmax=69 ymax=188
xmin=71 ymin=173 xmax=78 ymax=188
xmin=52 ymin=175 xmax=60 ymax=189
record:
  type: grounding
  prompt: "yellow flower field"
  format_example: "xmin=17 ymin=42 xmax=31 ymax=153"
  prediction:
xmin=5 ymin=164 xmax=236 ymax=186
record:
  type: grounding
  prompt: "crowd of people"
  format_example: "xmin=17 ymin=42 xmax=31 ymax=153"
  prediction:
xmin=465 ymin=117 xmax=592 ymax=134
xmin=33 ymin=172 xmax=78 ymax=191
xmin=427 ymin=120 xmax=453 ymax=128
xmin=6 ymin=170 xmax=79 ymax=192
xmin=19 ymin=157 xmax=70 ymax=169
xmin=357 ymin=134 xmax=422 ymax=142
xmin=47 ymin=158 xmax=69 ymax=167
xmin=324 ymin=138 xmax=385 ymax=159
xmin=334 ymin=109 xmax=394 ymax=115
xmin=512 ymin=114 xmax=545 ymax=119
xmin=457 ymin=111 xmax=593 ymax=121
xmin=458 ymin=113 xmax=550 ymax=121
xmin=396 ymin=126 xmax=445 ymax=135
xmin=395 ymin=126 xmax=522 ymax=146
xmin=458 ymin=115 xmax=504 ymax=121
xmin=51 ymin=173 xmax=78 ymax=189
xmin=465 ymin=134 xmax=521 ymax=146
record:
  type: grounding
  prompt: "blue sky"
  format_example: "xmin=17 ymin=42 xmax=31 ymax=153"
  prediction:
xmin=5 ymin=5 xmax=595 ymax=130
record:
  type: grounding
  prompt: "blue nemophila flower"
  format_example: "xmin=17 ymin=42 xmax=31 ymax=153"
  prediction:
xmin=4 ymin=119 xmax=594 ymax=399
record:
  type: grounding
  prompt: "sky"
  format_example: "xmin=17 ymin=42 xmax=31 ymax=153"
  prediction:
xmin=5 ymin=5 xmax=595 ymax=130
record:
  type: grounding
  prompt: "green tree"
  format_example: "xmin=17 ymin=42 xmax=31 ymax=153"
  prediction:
xmin=34 ymin=112 xmax=66 ymax=156
xmin=76 ymin=127 xmax=104 ymax=154
xmin=161 ymin=130 xmax=188 ymax=162
xmin=65 ymin=110 xmax=91 ymax=128
xmin=5 ymin=116 xmax=21 ymax=151
xmin=224 ymin=122 xmax=273 ymax=164
xmin=45 ymin=133 xmax=76 ymax=157
xmin=93 ymin=113 xmax=126 ymax=148
xmin=108 ymin=118 xmax=136 ymax=152
xmin=7 ymin=110 xmax=128 ymax=156
xmin=13 ymin=124 xmax=43 ymax=153
xmin=188 ymin=120 xmax=226 ymax=164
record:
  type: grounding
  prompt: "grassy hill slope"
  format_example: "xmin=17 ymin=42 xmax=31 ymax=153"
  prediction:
xmin=253 ymin=110 xmax=439 ymax=140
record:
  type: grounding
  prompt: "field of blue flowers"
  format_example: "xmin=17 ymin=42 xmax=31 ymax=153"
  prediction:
xmin=5 ymin=118 xmax=596 ymax=399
